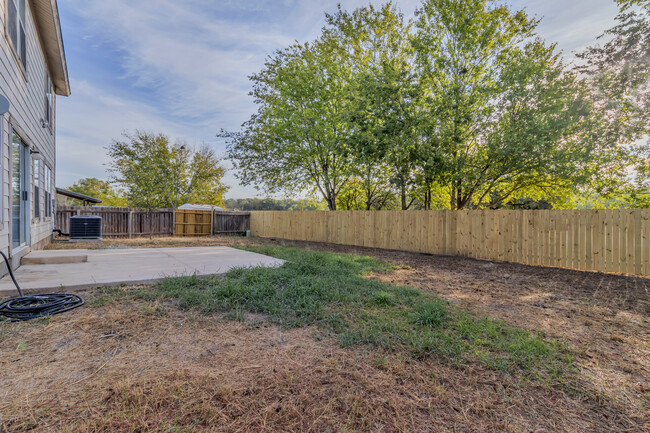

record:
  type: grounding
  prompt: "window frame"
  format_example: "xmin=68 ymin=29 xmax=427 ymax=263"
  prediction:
xmin=5 ymin=0 xmax=27 ymax=74
xmin=33 ymin=158 xmax=40 ymax=220
xmin=45 ymin=74 xmax=53 ymax=130
xmin=44 ymin=163 xmax=52 ymax=218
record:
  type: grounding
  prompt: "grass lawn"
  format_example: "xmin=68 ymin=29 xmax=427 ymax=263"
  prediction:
xmin=122 ymin=245 xmax=570 ymax=375
xmin=2 ymin=241 xmax=647 ymax=432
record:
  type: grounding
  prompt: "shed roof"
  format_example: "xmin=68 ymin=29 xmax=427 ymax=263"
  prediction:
xmin=56 ymin=188 xmax=102 ymax=204
xmin=178 ymin=204 xmax=224 ymax=211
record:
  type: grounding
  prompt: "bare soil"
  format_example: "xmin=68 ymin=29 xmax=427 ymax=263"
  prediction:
xmin=0 ymin=235 xmax=642 ymax=432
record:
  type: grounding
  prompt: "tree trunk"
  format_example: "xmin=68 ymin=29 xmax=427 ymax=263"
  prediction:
xmin=365 ymin=186 xmax=373 ymax=210
xmin=423 ymin=184 xmax=432 ymax=210
xmin=327 ymin=196 xmax=337 ymax=211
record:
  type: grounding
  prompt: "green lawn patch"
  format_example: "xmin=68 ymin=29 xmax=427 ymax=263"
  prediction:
xmin=128 ymin=245 xmax=570 ymax=375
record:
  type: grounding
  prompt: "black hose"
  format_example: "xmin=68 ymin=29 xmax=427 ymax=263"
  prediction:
xmin=0 ymin=250 xmax=23 ymax=297
xmin=53 ymin=228 xmax=69 ymax=237
xmin=0 ymin=250 xmax=84 ymax=321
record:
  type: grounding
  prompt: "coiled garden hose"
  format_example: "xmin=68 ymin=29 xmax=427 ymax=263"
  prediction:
xmin=0 ymin=250 xmax=84 ymax=321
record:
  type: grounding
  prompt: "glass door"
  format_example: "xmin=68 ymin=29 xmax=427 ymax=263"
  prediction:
xmin=11 ymin=132 xmax=27 ymax=250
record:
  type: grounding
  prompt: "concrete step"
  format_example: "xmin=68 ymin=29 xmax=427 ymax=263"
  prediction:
xmin=22 ymin=253 xmax=88 ymax=265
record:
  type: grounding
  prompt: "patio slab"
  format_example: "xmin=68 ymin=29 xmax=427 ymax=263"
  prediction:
xmin=0 ymin=247 xmax=284 ymax=297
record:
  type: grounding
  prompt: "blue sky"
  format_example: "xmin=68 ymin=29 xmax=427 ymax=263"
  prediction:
xmin=55 ymin=0 xmax=621 ymax=198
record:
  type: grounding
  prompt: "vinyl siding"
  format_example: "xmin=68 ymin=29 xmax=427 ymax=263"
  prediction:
xmin=0 ymin=0 xmax=58 ymax=259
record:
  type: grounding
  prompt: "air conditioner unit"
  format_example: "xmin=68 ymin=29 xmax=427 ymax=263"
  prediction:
xmin=69 ymin=215 xmax=102 ymax=241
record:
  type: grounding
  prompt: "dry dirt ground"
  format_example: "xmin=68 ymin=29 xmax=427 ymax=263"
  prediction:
xmin=0 ymin=235 xmax=645 ymax=432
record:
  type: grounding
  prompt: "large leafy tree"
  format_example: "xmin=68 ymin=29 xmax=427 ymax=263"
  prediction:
xmin=107 ymin=131 xmax=228 ymax=210
xmin=227 ymin=0 xmax=630 ymax=211
xmin=468 ymin=42 xmax=606 ymax=208
xmin=328 ymin=4 xmax=423 ymax=209
xmin=412 ymin=0 xmax=615 ymax=209
xmin=224 ymin=33 xmax=354 ymax=210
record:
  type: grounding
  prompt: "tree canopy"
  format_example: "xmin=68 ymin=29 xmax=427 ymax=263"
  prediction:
xmin=224 ymin=198 xmax=327 ymax=211
xmin=64 ymin=177 xmax=128 ymax=207
xmin=107 ymin=131 xmax=228 ymax=210
xmin=224 ymin=0 xmax=644 ymax=210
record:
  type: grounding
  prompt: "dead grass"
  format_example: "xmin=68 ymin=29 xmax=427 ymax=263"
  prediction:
xmin=9 ymin=234 xmax=646 ymax=431
xmin=242 ymin=238 xmax=650 ymax=425
xmin=1 ymin=297 xmax=643 ymax=433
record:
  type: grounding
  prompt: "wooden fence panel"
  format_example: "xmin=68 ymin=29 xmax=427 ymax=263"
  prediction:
xmin=56 ymin=206 xmax=174 ymax=238
xmin=175 ymin=209 xmax=212 ymax=237
xmin=57 ymin=207 xmax=251 ymax=238
xmin=250 ymin=210 xmax=650 ymax=276
xmin=212 ymin=211 xmax=250 ymax=234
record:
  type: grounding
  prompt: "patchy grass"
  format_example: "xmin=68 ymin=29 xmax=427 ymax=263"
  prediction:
xmin=122 ymin=245 xmax=570 ymax=375
xmin=4 ymin=242 xmax=646 ymax=432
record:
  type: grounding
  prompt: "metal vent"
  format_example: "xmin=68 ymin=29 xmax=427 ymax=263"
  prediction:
xmin=69 ymin=215 xmax=102 ymax=241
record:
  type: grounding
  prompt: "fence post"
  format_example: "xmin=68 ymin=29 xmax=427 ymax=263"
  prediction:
xmin=172 ymin=209 xmax=176 ymax=236
xmin=128 ymin=210 xmax=133 ymax=239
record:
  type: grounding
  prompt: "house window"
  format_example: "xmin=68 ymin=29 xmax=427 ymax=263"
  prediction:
xmin=33 ymin=159 xmax=40 ymax=218
xmin=7 ymin=0 xmax=27 ymax=71
xmin=44 ymin=164 xmax=52 ymax=218
xmin=45 ymin=75 xmax=53 ymax=127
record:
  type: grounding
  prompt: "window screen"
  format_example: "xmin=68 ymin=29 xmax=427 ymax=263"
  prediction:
xmin=33 ymin=159 xmax=40 ymax=218
xmin=45 ymin=75 xmax=53 ymax=127
xmin=7 ymin=0 xmax=27 ymax=70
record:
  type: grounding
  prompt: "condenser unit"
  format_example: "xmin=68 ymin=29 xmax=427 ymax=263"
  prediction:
xmin=69 ymin=215 xmax=102 ymax=241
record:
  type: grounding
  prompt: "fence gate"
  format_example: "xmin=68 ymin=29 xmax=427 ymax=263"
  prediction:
xmin=175 ymin=209 xmax=212 ymax=237
xmin=212 ymin=211 xmax=250 ymax=234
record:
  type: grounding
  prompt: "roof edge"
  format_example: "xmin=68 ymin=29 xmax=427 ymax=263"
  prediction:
xmin=56 ymin=188 xmax=102 ymax=204
xmin=32 ymin=0 xmax=70 ymax=96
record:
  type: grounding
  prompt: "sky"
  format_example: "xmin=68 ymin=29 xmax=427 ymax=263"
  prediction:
xmin=55 ymin=0 xmax=622 ymax=198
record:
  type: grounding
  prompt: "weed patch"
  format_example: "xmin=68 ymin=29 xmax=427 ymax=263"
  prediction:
xmin=119 ymin=246 xmax=569 ymax=374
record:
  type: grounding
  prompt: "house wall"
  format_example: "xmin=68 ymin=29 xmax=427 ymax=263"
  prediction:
xmin=0 ymin=0 xmax=57 ymax=269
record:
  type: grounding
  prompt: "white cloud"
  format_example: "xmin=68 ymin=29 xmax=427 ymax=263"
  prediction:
xmin=56 ymin=79 xmax=257 ymax=196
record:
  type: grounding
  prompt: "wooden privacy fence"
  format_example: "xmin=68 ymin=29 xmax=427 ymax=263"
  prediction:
xmin=57 ymin=207 xmax=252 ymax=238
xmin=213 ymin=211 xmax=250 ymax=234
xmin=56 ymin=206 xmax=175 ymax=238
xmin=251 ymin=210 xmax=650 ymax=276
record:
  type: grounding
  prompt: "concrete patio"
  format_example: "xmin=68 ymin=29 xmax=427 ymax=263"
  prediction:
xmin=0 ymin=247 xmax=284 ymax=297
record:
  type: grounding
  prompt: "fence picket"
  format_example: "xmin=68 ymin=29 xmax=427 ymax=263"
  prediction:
xmin=249 ymin=209 xmax=650 ymax=276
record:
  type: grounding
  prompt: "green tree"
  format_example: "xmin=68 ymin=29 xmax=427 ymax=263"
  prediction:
xmin=226 ymin=0 xmax=630 ymax=211
xmin=223 ymin=32 xmax=354 ymax=210
xmin=290 ymin=198 xmax=328 ymax=211
xmin=223 ymin=197 xmax=326 ymax=211
xmin=328 ymin=4 xmax=422 ymax=210
xmin=336 ymin=176 xmax=398 ymax=210
xmin=107 ymin=131 xmax=228 ymax=210
xmin=185 ymin=146 xmax=230 ymax=205
xmin=412 ymin=0 xmax=616 ymax=209
xmin=66 ymin=177 xmax=128 ymax=207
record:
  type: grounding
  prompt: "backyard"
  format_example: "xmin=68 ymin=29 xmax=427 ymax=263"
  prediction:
xmin=0 ymin=236 xmax=648 ymax=432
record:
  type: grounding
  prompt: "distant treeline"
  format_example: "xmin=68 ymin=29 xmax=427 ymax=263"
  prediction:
xmin=223 ymin=198 xmax=327 ymax=211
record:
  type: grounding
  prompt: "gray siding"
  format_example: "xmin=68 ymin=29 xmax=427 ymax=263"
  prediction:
xmin=0 ymin=0 xmax=58 ymax=258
